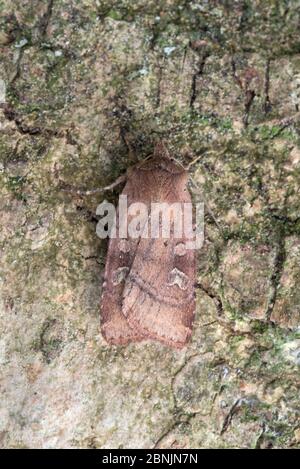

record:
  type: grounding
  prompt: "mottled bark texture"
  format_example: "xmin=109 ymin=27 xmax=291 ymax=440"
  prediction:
xmin=0 ymin=0 xmax=300 ymax=449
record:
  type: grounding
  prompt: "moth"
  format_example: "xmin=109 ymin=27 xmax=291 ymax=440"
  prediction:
xmin=100 ymin=143 xmax=196 ymax=348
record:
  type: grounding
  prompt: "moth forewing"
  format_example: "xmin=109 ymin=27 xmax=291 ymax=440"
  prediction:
xmin=100 ymin=146 xmax=196 ymax=348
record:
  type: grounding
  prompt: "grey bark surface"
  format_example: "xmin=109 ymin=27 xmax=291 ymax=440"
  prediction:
xmin=0 ymin=0 xmax=300 ymax=448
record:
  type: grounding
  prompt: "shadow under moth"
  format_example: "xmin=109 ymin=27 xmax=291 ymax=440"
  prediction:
xmin=99 ymin=143 xmax=196 ymax=348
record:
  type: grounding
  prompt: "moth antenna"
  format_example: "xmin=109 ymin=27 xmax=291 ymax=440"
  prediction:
xmin=60 ymin=174 xmax=127 ymax=196
xmin=185 ymin=154 xmax=203 ymax=170
xmin=184 ymin=150 xmax=219 ymax=171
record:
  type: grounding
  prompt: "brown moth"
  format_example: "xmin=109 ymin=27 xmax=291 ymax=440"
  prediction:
xmin=101 ymin=143 xmax=196 ymax=348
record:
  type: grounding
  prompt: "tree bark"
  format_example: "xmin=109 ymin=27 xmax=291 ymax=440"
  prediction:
xmin=0 ymin=0 xmax=299 ymax=449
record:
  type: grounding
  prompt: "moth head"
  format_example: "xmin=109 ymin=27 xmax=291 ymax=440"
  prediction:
xmin=153 ymin=141 xmax=171 ymax=160
xmin=151 ymin=141 xmax=186 ymax=174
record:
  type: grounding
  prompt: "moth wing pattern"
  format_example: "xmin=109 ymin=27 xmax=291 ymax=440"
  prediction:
xmin=122 ymin=235 xmax=195 ymax=347
xmin=122 ymin=175 xmax=195 ymax=348
xmin=100 ymin=237 xmax=145 ymax=345
xmin=101 ymin=145 xmax=196 ymax=348
xmin=100 ymin=180 xmax=147 ymax=345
